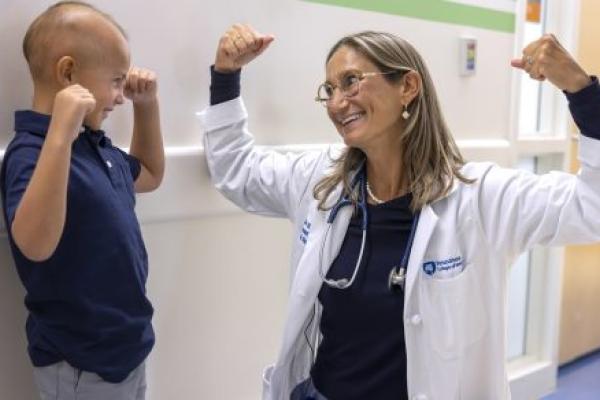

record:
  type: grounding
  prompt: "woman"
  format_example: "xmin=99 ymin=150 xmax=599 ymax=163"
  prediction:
xmin=199 ymin=24 xmax=600 ymax=400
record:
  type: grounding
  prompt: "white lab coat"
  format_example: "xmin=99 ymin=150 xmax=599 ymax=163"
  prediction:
xmin=199 ymin=97 xmax=600 ymax=400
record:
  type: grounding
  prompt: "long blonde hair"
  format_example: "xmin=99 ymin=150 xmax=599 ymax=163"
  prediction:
xmin=313 ymin=31 xmax=474 ymax=212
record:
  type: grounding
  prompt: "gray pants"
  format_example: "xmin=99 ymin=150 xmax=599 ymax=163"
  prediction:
xmin=33 ymin=361 xmax=146 ymax=400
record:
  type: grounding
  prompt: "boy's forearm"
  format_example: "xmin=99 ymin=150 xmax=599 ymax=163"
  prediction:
xmin=11 ymin=134 xmax=71 ymax=262
xmin=130 ymin=99 xmax=165 ymax=189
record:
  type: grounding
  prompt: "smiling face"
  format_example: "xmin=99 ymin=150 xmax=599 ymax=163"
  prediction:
xmin=325 ymin=46 xmax=406 ymax=152
xmin=25 ymin=4 xmax=131 ymax=130
xmin=68 ymin=19 xmax=130 ymax=131
xmin=74 ymin=42 xmax=130 ymax=130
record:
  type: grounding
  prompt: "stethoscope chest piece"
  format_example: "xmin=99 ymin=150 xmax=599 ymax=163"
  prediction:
xmin=388 ymin=266 xmax=406 ymax=292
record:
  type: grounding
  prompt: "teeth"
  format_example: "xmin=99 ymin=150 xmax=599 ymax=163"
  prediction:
xmin=341 ymin=113 xmax=363 ymax=125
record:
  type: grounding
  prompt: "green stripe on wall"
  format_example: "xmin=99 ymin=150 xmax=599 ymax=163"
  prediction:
xmin=302 ymin=0 xmax=516 ymax=33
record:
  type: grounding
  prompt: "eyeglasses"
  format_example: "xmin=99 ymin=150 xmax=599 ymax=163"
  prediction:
xmin=315 ymin=68 xmax=411 ymax=107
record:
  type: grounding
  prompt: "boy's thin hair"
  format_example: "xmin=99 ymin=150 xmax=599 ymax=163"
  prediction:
xmin=23 ymin=1 xmax=128 ymax=82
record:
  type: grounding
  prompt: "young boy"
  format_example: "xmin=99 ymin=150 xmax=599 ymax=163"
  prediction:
xmin=0 ymin=2 xmax=164 ymax=399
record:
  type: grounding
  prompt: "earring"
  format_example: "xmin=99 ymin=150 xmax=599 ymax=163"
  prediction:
xmin=402 ymin=104 xmax=410 ymax=120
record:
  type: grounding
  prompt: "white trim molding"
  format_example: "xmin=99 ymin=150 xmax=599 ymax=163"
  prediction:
xmin=0 ymin=138 xmax=568 ymax=237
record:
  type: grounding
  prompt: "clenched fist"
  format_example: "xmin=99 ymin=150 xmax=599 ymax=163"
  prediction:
xmin=511 ymin=34 xmax=591 ymax=93
xmin=125 ymin=67 xmax=158 ymax=105
xmin=214 ymin=24 xmax=274 ymax=73
xmin=50 ymin=84 xmax=96 ymax=143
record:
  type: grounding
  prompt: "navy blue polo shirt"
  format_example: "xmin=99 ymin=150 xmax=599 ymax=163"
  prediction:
xmin=0 ymin=111 xmax=154 ymax=383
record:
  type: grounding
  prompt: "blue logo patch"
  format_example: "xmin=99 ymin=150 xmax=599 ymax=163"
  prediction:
xmin=423 ymin=261 xmax=436 ymax=275
xmin=422 ymin=256 xmax=464 ymax=277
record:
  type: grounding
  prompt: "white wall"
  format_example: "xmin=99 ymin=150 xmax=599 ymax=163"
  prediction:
xmin=0 ymin=0 xmax=515 ymax=149
xmin=0 ymin=0 xmax=519 ymax=398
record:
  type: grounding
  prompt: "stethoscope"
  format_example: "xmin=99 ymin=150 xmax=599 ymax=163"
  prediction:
xmin=318 ymin=166 xmax=420 ymax=292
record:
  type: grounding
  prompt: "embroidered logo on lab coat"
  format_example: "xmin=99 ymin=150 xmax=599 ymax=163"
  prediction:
xmin=299 ymin=219 xmax=311 ymax=244
xmin=423 ymin=261 xmax=436 ymax=275
xmin=423 ymin=256 xmax=464 ymax=278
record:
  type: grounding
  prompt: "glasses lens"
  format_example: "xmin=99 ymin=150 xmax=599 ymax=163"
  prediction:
xmin=340 ymin=73 xmax=361 ymax=97
xmin=317 ymin=84 xmax=333 ymax=101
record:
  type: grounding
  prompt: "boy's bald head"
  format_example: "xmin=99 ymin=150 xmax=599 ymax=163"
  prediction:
xmin=23 ymin=1 xmax=129 ymax=83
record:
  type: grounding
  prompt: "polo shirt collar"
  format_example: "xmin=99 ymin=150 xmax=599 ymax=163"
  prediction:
xmin=14 ymin=110 xmax=110 ymax=147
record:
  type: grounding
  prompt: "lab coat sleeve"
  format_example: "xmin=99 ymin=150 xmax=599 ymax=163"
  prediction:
xmin=474 ymin=134 xmax=600 ymax=257
xmin=199 ymin=97 xmax=328 ymax=220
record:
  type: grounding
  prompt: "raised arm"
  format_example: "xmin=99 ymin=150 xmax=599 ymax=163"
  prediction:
xmin=126 ymin=67 xmax=165 ymax=193
xmin=478 ymin=35 xmax=600 ymax=257
xmin=10 ymin=85 xmax=95 ymax=261
xmin=201 ymin=24 xmax=327 ymax=219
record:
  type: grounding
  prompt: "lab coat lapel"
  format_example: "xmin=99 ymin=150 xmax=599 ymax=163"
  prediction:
xmin=278 ymin=183 xmax=353 ymax=363
xmin=291 ymin=197 xmax=352 ymax=298
xmin=404 ymin=204 xmax=439 ymax=302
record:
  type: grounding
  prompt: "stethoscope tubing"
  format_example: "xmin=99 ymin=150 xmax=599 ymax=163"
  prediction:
xmin=318 ymin=165 xmax=420 ymax=291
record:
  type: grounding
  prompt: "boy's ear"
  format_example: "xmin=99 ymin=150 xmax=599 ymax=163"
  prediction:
xmin=55 ymin=56 xmax=76 ymax=87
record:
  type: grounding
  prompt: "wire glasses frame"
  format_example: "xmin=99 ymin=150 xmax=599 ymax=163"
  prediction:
xmin=314 ymin=68 xmax=412 ymax=107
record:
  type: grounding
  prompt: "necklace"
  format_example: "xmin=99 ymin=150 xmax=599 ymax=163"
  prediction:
xmin=366 ymin=181 xmax=385 ymax=204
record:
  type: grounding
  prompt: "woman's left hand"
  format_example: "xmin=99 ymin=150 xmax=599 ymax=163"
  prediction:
xmin=511 ymin=34 xmax=591 ymax=93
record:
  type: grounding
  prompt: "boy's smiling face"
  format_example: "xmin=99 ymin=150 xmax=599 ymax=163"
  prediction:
xmin=24 ymin=5 xmax=133 ymax=131
xmin=73 ymin=38 xmax=131 ymax=130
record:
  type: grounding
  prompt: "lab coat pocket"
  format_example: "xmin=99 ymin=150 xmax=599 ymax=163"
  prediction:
xmin=421 ymin=263 xmax=486 ymax=361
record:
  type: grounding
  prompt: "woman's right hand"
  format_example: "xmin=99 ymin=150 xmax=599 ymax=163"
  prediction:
xmin=214 ymin=24 xmax=274 ymax=73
